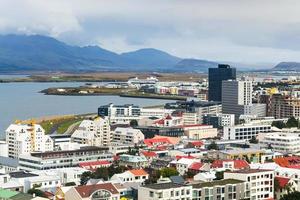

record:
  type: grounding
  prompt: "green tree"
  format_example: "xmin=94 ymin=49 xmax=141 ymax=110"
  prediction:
xmin=286 ymin=117 xmax=299 ymax=128
xmin=27 ymin=189 xmax=46 ymax=198
xmin=215 ymin=171 xmax=224 ymax=180
xmin=94 ymin=167 xmax=109 ymax=180
xmin=160 ymin=167 xmax=179 ymax=177
xmin=65 ymin=182 xmax=76 ymax=186
xmin=80 ymin=171 xmax=93 ymax=185
xmin=280 ymin=191 xmax=300 ymax=200
xmin=272 ymin=121 xmax=286 ymax=129
xmin=207 ymin=141 xmax=219 ymax=150
xmin=130 ymin=119 xmax=138 ymax=127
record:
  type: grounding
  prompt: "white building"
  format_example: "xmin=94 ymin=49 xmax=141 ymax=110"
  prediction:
xmin=183 ymin=124 xmax=218 ymax=139
xmin=110 ymin=169 xmax=149 ymax=184
xmin=224 ymin=169 xmax=274 ymax=200
xmin=182 ymin=112 xmax=199 ymax=125
xmin=71 ymin=117 xmax=111 ymax=146
xmin=6 ymin=123 xmax=53 ymax=158
xmin=223 ymin=124 xmax=272 ymax=140
xmin=98 ymin=103 xmax=141 ymax=124
xmin=258 ymin=132 xmax=300 ymax=154
xmin=140 ymin=108 xmax=173 ymax=119
xmin=113 ymin=127 xmax=144 ymax=145
xmin=138 ymin=183 xmax=193 ymax=200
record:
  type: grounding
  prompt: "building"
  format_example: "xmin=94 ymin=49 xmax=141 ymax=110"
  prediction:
xmin=258 ymin=132 xmax=300 ymax=154
xmin=182 ymin=124 xmax=218 ymax=139
xmin=137 ymin=126 xmax=184 ymax=138
xmin=222 ymin=80 xmax=266 ymax=120
xmin=18 ymin=146 xmax=113 ymax=171
xmin=140 ymin=108 xmax=173 ymax=118
xmin=270 ymin=93 xmax=300 ymax=119
xmin=110 ymin=169 xmax=149 ymax=184
xmin=6 ymin=123 xmax=53 ymax=158
xmin=65 ymin=183 xmax=120 ymax=200
xmin=192 ymin=179 xmax=250 ymax=200
xmin=223 ymin=124 xmax=272 ymax=140
xmin=182 ymin=112 xmax=199 ymax=125
xmin=210 ymin=148 xmax=265 ymax=163
xmin=113 ymin=127 xmax=144 ymax=145
xmin=118 ymin=154 xmax=148 ymax=168
xmin=203 ymin=114 xmax=235 ymax=128
xmin=138 ymin=183 xmax=193 ymax=200
xmin=98 ymin=103 xmax=141 ymax=124
xmin=165 ymin=101 xmax=222 ymax=123
xmin=208 ymin=64 xmax=236 ymax=102
xmin=224 ymin=169 xmax=274 ymax=200
xmin=71 ymin=117 xmax=111 ymax=146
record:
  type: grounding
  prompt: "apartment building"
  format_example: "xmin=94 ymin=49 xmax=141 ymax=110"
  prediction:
xmin=192 ymin=179 xmax=250 ymax=200
xmin=18 ymin=146 xmax=113 ymax=171
xmin=98 ymin=103 xmax=141 ymax=124
xmin=258 ymin=132 xmax=300 ymax=154
xmin=223 ymin=124 xmax=272 ymax=140
xmin=6 ymin=123 xmax=53 ymax=158
xmin=112 ymin=127 xmax=144 ymax=145
xmin=71 ymin=117 xmax=111 ymax=146
xmin=270 ymin=93 xmax=300 ymax=119
xmin=138 ymin=183 xmax=193 ymax=200
xmin=203 ymin=113 xmax=235 ymax=128
xmin=224 ymin=169 xmax=274 ymax=200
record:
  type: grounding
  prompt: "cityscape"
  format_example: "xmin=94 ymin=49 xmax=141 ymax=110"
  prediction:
xmin=1 ymin=1 xmax=300 ymax=200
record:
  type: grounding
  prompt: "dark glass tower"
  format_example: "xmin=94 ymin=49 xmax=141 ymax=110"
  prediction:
xmin=208 ymin=64 xmax=236 ymax=102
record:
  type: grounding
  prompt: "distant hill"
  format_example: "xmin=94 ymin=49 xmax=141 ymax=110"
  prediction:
xmin=0 ymin=34 xmax=218 ymax=72
xmin=272 ymin=62 xmax=300 ymax=71
xmin=174 ymin=58 xmax=218 ymax=72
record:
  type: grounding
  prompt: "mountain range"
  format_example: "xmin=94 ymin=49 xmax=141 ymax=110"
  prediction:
xmin=0 ymin=34 xmax=219 ymax=73
xmin=272 ymin=62 xmax=300 ymax=71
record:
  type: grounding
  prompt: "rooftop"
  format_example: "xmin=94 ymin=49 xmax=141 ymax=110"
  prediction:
xmin=75 ymin=183 xmax=119 ymax=198
xmin=9 ymin=171 xmax=38 ymax=178
xmin=142 ymin=183 xmax=186 ymax=190
xmin=192 ymin=179 xmax=244 ymax=188
xmin=225 ymin=169 xmax=273 ymax=174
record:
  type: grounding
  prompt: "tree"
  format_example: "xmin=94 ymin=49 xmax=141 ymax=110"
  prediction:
xmin=94 ymin=167 xmax=109 ymax=180
xmin=249 ymin=137 xmax=258 ymax=144
xmin=130 ymin=119 xmax=138 ymax=127
xmin=207 ymin=141 xmax=218 ymax=150
xmin=215 ymin=171 xmax=224 ymax=180
xmin=80 ymin=171 xmax=93 ymax=185
xmin=185 ymin=170 xmax=197 ymax=178
xmin=286 ymin=117 xmax=299 ymax=128
xmin=272 ymin=121 xmax=286 ymax=129
xmin=65 ymin=182 xmax=76 ymax=186
xmin=160 ymin=167 xmax=179 ymax=177
xmin=27 ymin=189 xmax=47 ymax=198
xmin=280 ymin=191 xmax=300 ymax=200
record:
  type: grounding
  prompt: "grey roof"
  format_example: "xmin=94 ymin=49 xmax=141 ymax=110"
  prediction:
xmin=0 ymin=156 xmax=19 ymax=168
xmin=192 ymin=179 xmax=244 ymax=188
xmin=170 ymin=176 xmax=185 ymax=184
xmin=143 ymin=183 xmax=185 ymax=190
xmin=9 ymin=171 xmax=38 ymax=178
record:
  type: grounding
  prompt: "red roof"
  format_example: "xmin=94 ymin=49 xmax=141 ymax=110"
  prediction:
xmin=79 ymin=160 xmax=111 ymax=167
xmin=75 ymin=183 xmax=119 ymax=198
xmin=141 ymin=151 xmax=157 ymax=157
xmin=144 ymin=138 xmax=172 ymax=147
xmin=154 ymin=119 xmax=165 ymax=125
xmin=275 ymin=177 xmax=290 ymax=188
xmin=189 ymin=162 xmax=204 ymax=171
xmin=274 ymin=156 xmax=300 ymax=168
xmin=176 ymin=155 xmax=195 ymax=160
xmin=211 ymin=160 xmax=249 ymax=169
xmin=165 ymin=114 xmax=172 ymax=120
xmin=189 ymin=141 xmax=204 ymax=147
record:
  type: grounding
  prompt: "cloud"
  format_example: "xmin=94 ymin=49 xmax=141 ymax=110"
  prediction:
xmin=0 ymin=0 xmax=300 ymax=65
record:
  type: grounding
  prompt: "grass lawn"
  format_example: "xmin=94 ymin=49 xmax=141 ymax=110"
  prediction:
xmin=40 ymin=116 xmax=83 ymax=134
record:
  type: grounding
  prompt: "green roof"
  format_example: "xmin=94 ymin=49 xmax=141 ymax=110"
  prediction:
xmin=192 ymin=179 xmax=244 ymax=188
xmin=0 ymin=188 xmax=19 ymax=199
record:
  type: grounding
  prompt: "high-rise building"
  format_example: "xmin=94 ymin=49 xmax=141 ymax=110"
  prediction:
xmin=6 ymin=123 xmax=54 ymax=158
xmin=208 ymin=64 xmax=236 ymax=102
xmin=222 ymin=80 xmax=266 ymax=120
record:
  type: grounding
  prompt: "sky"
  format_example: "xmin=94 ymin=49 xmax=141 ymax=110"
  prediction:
xmin=0 ymin=0 xmax=300 ymax=67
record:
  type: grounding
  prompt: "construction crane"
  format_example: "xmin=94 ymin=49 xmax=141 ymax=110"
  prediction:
xmin=28 ymin=119 xmax=36 ymax=152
